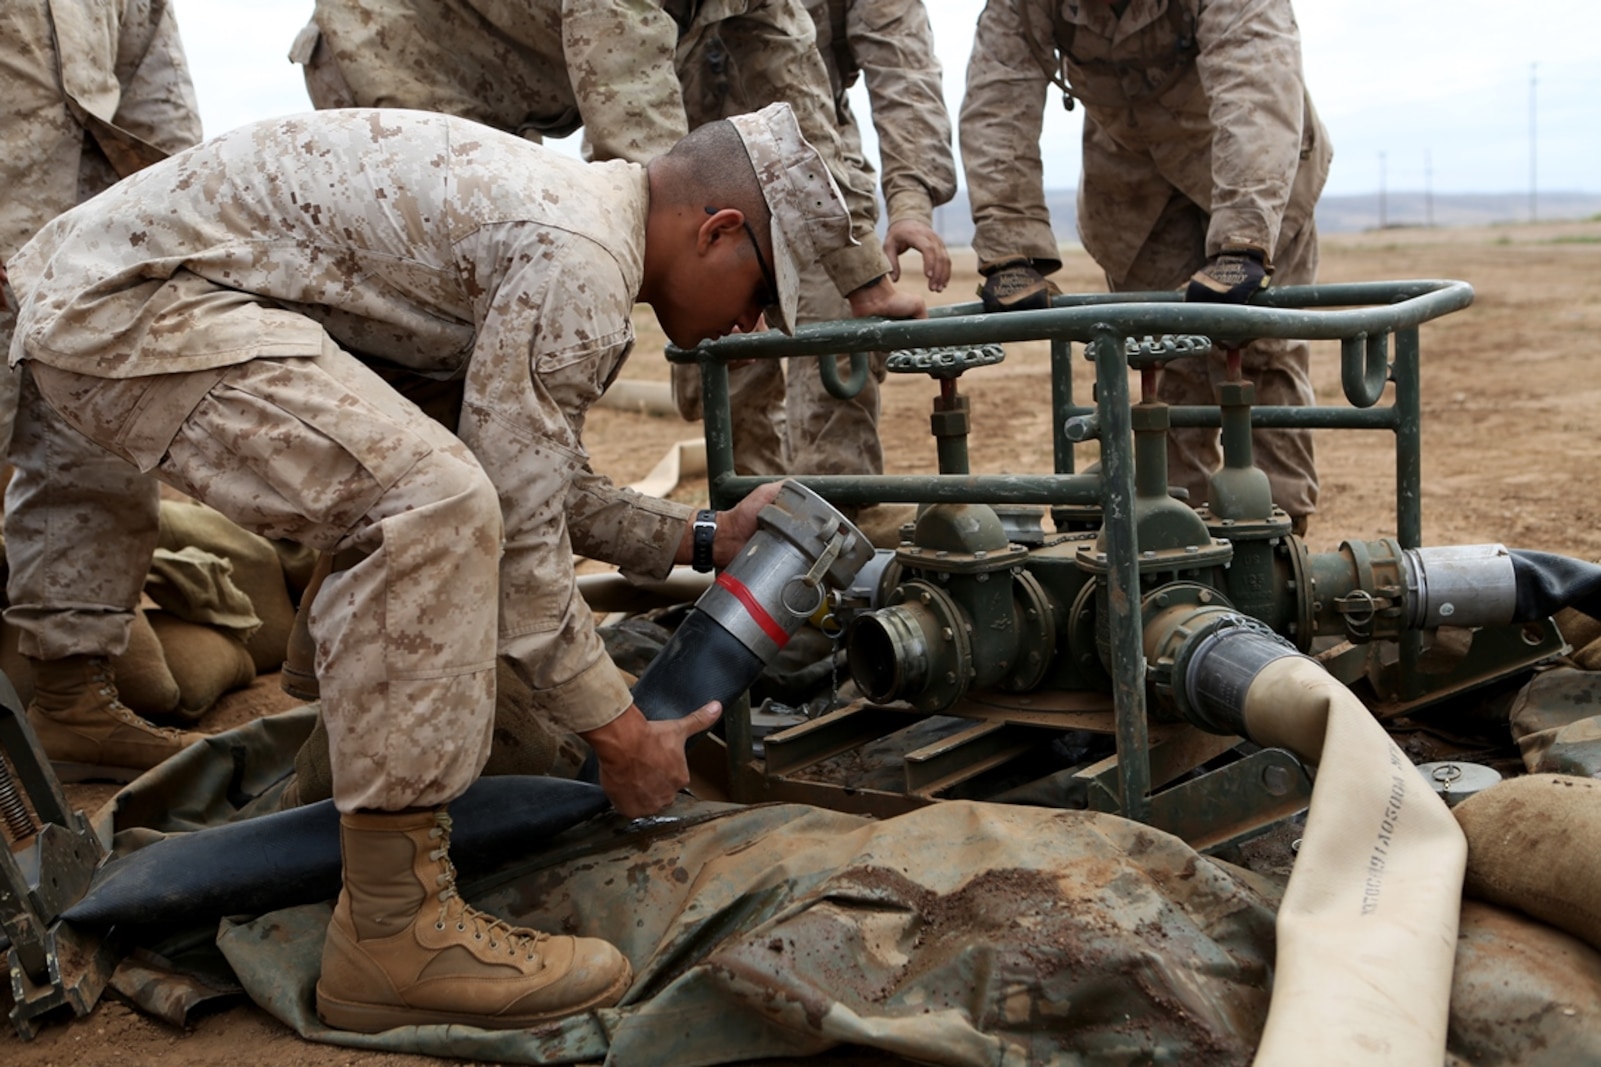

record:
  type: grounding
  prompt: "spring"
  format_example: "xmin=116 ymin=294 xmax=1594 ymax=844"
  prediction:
xmin=0 ymin=757 xmax=38 ymax=843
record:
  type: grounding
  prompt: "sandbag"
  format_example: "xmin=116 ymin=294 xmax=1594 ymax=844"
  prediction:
xmin=157 ymin=500 xmax=293 ymax=672
xmin=145 ymin=545 xmax=260 ymax=639
xmin=111 ymin=605 xmax=182 ymax=719
xmin=1554 ymin=605 xmax=1601 ymax=662
xmin=1508 ymin=666 xmax=1601 ymax=776
xmin=147 ymin=610 xmax=256 ymax=722
xmin=1454 ymin=773 xmax=1601 ymax=952
xmin=1447 ymin=900 xmax=1601 ymax=1066
xmin=0 ymin=612 xmax=31 ymax=706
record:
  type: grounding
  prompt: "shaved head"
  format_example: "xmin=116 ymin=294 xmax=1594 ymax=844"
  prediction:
xmin=651 ymin=120 xmax=773 ymax=264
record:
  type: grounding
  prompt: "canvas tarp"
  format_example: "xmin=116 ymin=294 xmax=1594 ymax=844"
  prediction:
xmin=73 ymin=708 xmax=1601 ymax=1066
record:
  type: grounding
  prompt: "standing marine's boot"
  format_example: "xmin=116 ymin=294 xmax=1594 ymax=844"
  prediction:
xmin=26 ymin=655 xmax=206 ymax=782
xmin=316 ymin=808 xmax=631 ymax=1032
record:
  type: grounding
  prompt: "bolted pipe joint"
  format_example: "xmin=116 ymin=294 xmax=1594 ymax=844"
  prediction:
xmin=846 ymin=569 xmax=1063 ymax=713
xmin=846 ymin=503 xmax=1065 ymax=712
xmin=847 ymin=580 xmax=970 ymax=712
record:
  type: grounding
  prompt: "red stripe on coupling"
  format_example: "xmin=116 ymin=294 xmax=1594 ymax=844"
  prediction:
xmin=715 ymin=572 xmax=790 ymax=648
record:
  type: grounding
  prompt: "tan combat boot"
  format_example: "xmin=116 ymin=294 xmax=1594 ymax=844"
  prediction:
xmin=316 ymin=808 xmax=631 ymax=1032
xmin=26 ymin=655 xmax=206 ymax=782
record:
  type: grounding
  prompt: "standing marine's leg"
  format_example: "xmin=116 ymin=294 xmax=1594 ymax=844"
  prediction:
xmin=784 ymin=269 xmax=885 ymax=479
xmin=3 ymin=368 xmax=204 ymax=780
xmin=671 ymin=357 xmax=788 ymax=478
xmin=1118 ymin=192 xmax=1318 ymax=526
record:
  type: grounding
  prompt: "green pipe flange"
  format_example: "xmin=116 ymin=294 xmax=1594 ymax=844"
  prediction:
xmin=1141 ymin=583 xmax=1238 ymax=721
xmin=885 ymin=578 xmax=973 ymax=714
xmin=1076 ymin=537 xmax=1234 ymax=576
xmin=1001 ymin=570 xmax=1059 ymax=693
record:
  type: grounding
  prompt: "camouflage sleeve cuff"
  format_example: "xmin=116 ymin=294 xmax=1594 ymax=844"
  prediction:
xmin=1206 ymin=212 xmax=1276 ymax=263
xmin=565 ymin=470 xmax=695 ymax=579
xmin=593 ymin=494 xmax=696 ymax=579
xmin=885 ymin=188 xmax=935 ymax=227
xmin=823 ymin=241 xmax=894 ymax=298
xmin=537 ymin=652 xmax=636 ymax=735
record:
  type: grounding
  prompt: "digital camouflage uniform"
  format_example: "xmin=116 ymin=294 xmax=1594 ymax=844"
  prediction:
xmin=5 ymin=111 xmax=701 ymax=813
xmin=960 ymin=0 xmax=1332 ymax=519
xmin=679 ymin=0 xmax=956 ymax=478
xmin=0 ymin=0 xmax=201 ymax=451
xmin=293 ymin=0 xmax=889 ymax=297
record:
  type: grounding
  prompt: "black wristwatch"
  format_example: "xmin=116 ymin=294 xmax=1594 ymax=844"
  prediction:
xmin=691 ymin=509 xmax=718 ymax=573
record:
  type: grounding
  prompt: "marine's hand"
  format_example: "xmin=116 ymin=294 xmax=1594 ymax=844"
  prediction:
xmin=716 ymin=480 xmax=783 ymax=566
xmin=1186 ymin=250 xmax=1270 ymax=304
xmin=884 ymin=219 xmax=951 ymax=293
xmin=582 ymin=702 xmax=723 ymax=818
xmin=847 ymin=275 xmax=927 ymax=320
xmin=976 ymin=256 xmax=1058 ymax=313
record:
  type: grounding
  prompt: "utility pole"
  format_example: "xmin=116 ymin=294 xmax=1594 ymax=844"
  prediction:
xmin=1378 ymin=151 xmax=1388 ymax=229
xmin=1529 ymin=62 xmax=1538 ymax=223
xmin=1425 ymin=150 xmax=1434 ymax=228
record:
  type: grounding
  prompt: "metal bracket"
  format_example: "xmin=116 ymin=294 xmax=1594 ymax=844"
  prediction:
xmin=0 ymin=671 xmax=113 ymax=1039
xmin=1078 ymin=742 xmax=1311 ymax=854
xmin=1364 ymin=616 xmax=1569 ymax=717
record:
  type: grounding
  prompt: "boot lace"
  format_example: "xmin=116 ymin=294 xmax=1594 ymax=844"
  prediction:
xmin=427 ymin=812 xmax=551 ymax=962
xmin=88 ymin=659 xmax=193 ymax=740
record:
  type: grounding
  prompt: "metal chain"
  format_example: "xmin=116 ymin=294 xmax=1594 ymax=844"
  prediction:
xmin=1124 ymin=334 xmax=1213 ymax=361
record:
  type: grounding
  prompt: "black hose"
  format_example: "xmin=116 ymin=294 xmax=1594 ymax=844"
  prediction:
xmin=1510 ymin=549 xmax=1601 ymax=622
xmin=630 ymin=609 xmax=766 ymax=723
xmin=579 ymin=609 xmax=765 ymax=783
xmin=61 ymin=776 xmax=609 ymax=928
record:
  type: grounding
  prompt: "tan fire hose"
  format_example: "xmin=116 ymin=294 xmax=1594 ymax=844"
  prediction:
xmin=1243 ymin=657 xmax=1466 ymax=1066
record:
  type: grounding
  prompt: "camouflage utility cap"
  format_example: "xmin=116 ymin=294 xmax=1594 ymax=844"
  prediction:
xmin=727 ymin=103 xmax=856 ymax=335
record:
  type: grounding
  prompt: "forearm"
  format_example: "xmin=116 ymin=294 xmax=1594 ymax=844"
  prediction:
xmin=1195 ymin=0 xmax=1306 ymax=258
xmin=958 ymin=0 xmax=1058 ymax=267
xmin=567 ymin=468 xmax=694 ymax=577
xmin=851 ymin=0 xmax=956 ymax=225
xmin=563 ymin=0 xmax=689 ymax=163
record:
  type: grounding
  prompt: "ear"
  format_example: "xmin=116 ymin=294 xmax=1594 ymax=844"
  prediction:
xmin=696 ymin=207 xmax=747 ymax=255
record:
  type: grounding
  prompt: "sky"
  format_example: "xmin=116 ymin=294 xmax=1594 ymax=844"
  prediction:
xmin=172 ymin=0 xmax=1598 ymax=199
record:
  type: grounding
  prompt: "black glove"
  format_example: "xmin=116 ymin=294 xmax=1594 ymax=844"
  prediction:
xmin=1186 ymin=249 xmax=1270 ymax=304
xmin=977 ymin=256 xmax=1059 ymax=313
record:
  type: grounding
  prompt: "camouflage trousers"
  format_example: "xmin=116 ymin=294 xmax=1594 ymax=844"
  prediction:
xmin=670 ymin=267 xmax=885 ymax=478
xmin=6 ymin=345 xmax=499 ymax=812
xmin=1115 ymin=193 xmax=1321 ymax=521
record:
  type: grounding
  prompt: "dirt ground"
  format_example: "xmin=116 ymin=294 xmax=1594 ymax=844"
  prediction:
xmin=5 ymin=216 xmax=1599 ymax=1064
xmin=588 ymin=216 xmax=1601 ymax=563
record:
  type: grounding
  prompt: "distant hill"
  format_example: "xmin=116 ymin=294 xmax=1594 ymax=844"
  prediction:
xmin=928 ymin=190 xmax=1601 ymax=248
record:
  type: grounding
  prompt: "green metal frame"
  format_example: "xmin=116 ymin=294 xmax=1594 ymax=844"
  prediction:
xmin=670 ymin=280 xmax=1475 ymax=823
